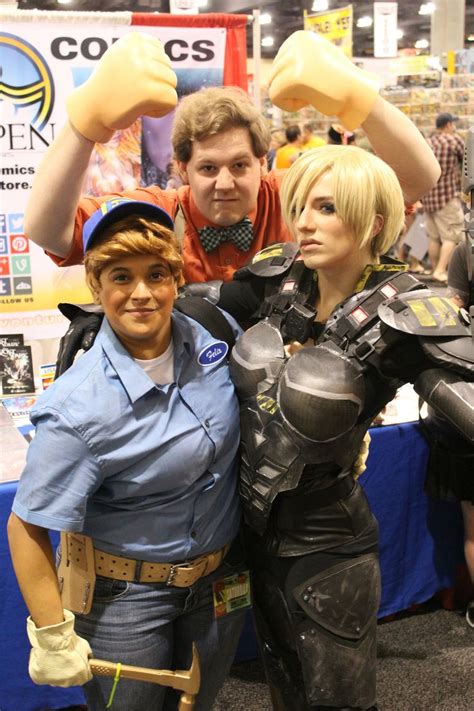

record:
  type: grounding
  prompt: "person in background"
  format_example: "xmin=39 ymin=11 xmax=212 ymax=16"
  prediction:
xmin=7 ymin=200 xmax=245 ymax=711
xmin=423 ymin=238 xmax=474 ymax=628
xmin=23 ymin=31 xmax=440 ymax=287
xmin=327 ymin=123 xmax=355 ymax=145
xmin=275 ymin=124 xmax=304 ymax=168
xmin=421 ymin=112 xmax=465 ymax=283
xmin=266 ymin=128 xmax=286 ymax=171
xmin=300 ymin=121 xmax=326 ymax=150
xmin=207 ymin=144 xmax=473 ymax=710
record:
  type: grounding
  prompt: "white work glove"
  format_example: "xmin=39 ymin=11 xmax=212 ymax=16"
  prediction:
xmin=66 ymin=32 xmax=178 ymax=143
xmin=27 ymin=608 xmax=93 ymax=687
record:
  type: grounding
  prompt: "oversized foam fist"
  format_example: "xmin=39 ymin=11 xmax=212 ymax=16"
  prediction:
xmin=269 ymin=31 xmax=380 ymax=130
xmin=66 ymin=32 xmax=178 ymax=143
xmin=27 ymin=609 xmax=93 ymax=687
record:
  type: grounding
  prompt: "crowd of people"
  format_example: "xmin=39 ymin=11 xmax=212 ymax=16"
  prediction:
xmin=6 ymin=27 xmax=474 ymax=711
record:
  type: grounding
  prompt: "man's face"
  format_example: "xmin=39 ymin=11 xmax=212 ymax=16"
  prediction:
xmin=178 ymin=126 xmax=265 ymax=226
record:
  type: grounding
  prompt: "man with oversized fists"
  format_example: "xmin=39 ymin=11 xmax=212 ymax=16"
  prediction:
xmin=25 ymin=30 xmax=439 ymax=284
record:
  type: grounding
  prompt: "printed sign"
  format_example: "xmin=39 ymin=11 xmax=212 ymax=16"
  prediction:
xmin=304 ymin=5 xmax=353 ymax=57
xmin=0 ymin=21 xmax=226 ymax=338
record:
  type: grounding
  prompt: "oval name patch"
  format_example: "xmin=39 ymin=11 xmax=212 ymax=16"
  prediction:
xmin=198 ymin=341 xmax=228 ymax=367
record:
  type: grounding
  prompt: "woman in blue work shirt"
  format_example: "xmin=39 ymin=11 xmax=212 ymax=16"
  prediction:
xmin=7 ymin=200 xmax=245 ymax=711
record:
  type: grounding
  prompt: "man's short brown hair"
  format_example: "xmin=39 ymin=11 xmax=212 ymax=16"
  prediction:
xmin=172 ymin=86 xmax=271 ymax=163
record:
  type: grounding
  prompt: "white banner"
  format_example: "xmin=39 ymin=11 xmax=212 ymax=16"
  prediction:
xmin=374 ymin=2 xmax=398 ymax=58
xmin=0 ymin=21 xmax=226 ymax=338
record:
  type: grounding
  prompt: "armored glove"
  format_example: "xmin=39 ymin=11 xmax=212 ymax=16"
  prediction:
xmin=27 ymin=609 xmax=93 ymax=687
xmin=66 ymin=32 xmax=178 ymax=142
xmin=269 ymin=31 xmax=380 ymax=130
xmin=352 ymin=432 xmax=371 ymax=479
xmin=56 ymin=303 xmax=104 ymax=378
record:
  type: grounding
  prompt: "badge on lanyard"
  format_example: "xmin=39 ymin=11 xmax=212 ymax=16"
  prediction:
xmin=212 ymin=570 xmax=252 ymax=618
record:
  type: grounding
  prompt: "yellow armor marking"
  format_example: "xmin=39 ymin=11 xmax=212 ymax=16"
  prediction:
xmin=409 ymin=300 xmax=437 ymax=327
xmin=257 ymin=393 xmax=279 ymax=415
xmin=428 ymin=297 xmax=458 ymax=327
xmin=252 ymin=245 xmax=284 ymax=263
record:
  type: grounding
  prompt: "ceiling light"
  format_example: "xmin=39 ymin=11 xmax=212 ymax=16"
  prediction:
xmin=357 ymin=16 xmax=373 ymax=29
xmin=312 ymin=1 xmax=329 ymax=11
xmin=57 ymin=0 xmax=74 ymax=4
xmin=259 ymin=13 xmax=272 ymax=25
xmin=261 ymin=36 xmax=275 ymax=48
xmin=396 ymin=29 xmax=404 ymax=40
xmin=468 ymin=34 xmax=474 ymax=42
xmin=414 ymin=38 xmax=429 ymax=49
xmin=419 ymin=3 xmax=436 ymax=15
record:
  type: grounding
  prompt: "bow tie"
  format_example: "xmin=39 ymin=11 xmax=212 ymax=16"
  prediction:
xmin=198 ymin=217 xmax=254 ymax=253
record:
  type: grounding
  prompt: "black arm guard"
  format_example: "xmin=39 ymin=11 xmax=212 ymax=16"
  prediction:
xmin=55 ymin=303 xmax=104 ymax=378
xmin=414 ymin=369 xmax=474 ymax=442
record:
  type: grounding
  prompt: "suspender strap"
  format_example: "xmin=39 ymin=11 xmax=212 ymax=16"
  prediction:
xmin=174 ymin=295 xmax=236 ymax=350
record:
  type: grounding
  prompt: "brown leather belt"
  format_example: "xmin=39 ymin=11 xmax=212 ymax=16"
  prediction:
xmin=93 ymin=543 xmax=231 ymax=587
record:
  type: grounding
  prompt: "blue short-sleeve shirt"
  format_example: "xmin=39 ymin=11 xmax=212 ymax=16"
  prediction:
xmin=12 ymin=310 xmax=242 ymax=562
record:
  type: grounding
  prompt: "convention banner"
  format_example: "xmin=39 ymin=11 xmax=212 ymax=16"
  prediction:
xmin=304 ymin=5 xmax=353 ymax=58
xmin=374 ymin=2 xmax=398 ymax=59
xmin=0 ymin=18 xmax=226 ymax=338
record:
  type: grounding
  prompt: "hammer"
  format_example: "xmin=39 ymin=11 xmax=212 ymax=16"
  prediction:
xmin=90 ymin=642 xmax=201 ymax=710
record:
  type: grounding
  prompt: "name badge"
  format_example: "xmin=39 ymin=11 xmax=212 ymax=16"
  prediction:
xmin=212 ymin=570 xmax=252 ymax=618
xmin=198 ymin=341 xmax=228 ymax=367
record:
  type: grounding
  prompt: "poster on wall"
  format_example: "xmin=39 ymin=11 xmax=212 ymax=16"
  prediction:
xmin=304 ymin=5 xmax=353 ymax=58
xmin=0 ymin=18 xmax=226 ymax=339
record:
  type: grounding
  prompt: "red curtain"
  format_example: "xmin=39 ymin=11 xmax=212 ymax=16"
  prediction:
xmin=131 ymin=13 xmax=248 ymax=90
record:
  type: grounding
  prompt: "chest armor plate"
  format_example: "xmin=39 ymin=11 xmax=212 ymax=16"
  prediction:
xmin=230 ymin=320 xmax=379 ymax=534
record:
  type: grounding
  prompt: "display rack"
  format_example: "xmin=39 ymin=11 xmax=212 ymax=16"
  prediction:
xmin=381 ymin=73 xmax=474 ymax=140
xmin=263 ymin=72 xmax=474 ymax=143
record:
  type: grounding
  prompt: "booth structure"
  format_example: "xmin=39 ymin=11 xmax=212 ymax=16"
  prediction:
xmin=0 ymin=421 xmax=465 ymax=711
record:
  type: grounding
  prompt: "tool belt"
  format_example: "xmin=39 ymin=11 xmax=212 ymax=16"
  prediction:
xmin=59 ymin=532 xmax=231 ymax=615
xmin=93 ymin=542 xmax=231 ymax=586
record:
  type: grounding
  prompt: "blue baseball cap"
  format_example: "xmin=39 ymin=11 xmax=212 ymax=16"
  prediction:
xmin=83 ymin=198 xmax=175 ymax=253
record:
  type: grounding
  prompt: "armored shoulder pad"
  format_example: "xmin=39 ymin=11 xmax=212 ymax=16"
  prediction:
xmin=378 ymin=289 xmax=471 ymax=337
xmin=178 ymin=280 xmax=223 ymax=305
xmin=234 ymin=242 xmax=299 ymax=280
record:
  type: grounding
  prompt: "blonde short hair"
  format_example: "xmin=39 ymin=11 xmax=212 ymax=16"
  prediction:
xmin=172 ymin=86 xmax=271 ymax=162
xmin=280 ymin=145 xmax=405 ymax=258
xmin=84 ymin=216 xmax=185 ymax=298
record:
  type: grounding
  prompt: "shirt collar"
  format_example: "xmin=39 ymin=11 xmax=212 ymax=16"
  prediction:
xmin=353 ymin=256 xmax=409 ymax=293
xmin=97 ymin=313 xmax=194 ymax=404
xmin=312 ymin=256 xmax=408 ymax=295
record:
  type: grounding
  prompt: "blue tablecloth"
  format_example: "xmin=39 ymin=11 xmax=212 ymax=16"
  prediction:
xmin=0 ymin=422 xmax=465 ymax=710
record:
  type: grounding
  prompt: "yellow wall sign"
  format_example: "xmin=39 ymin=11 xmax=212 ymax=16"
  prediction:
xmin=304 ymin=5 xmax=353 ymax=57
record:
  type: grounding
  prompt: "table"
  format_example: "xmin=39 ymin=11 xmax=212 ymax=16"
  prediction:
xmin=0 ymin=422 xmax=465 ymax=710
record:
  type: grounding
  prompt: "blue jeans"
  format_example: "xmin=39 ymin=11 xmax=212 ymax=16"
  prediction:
xmin=75 ymin=546 xmax=246 ymax=711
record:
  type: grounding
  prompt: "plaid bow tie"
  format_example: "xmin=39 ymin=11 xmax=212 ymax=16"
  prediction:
xmin=198 ymin=217 xmax=254 ymax=253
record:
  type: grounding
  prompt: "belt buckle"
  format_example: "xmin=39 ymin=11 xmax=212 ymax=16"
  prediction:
xmin=166 ymin=563 xmax=179 ymax=586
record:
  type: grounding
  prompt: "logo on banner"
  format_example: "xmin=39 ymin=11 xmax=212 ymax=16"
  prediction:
xmin=0 ymin=32 xmax=55 ymax=130
xmin=0 ymin=212 xmax=33 ymax=299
